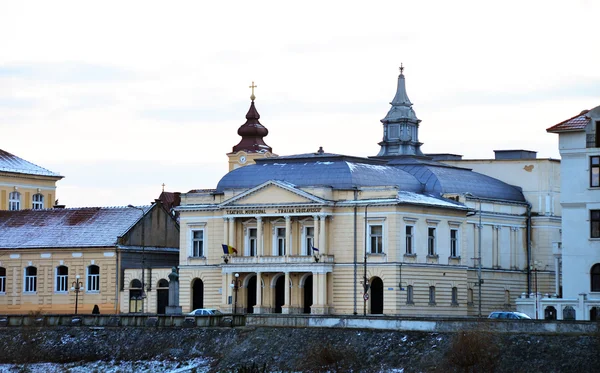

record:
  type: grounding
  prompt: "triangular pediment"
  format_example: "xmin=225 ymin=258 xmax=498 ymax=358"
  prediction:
xmin=221 ymin=180 xmax=328 ymax=207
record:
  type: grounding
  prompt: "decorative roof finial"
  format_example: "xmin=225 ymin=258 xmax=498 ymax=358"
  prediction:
xmin=399 ymin=63 xmax=404 ymax=75
xmin=162 ymin=183 xmax=165 ymax=192
xmin=249 ymin=81 xmax=257 ymax=101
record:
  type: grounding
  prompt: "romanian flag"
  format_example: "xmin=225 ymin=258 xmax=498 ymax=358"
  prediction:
xmin=222 ymin=244 xmax=238 ymax=255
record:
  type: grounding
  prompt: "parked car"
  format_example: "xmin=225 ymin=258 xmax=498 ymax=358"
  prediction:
xmin=488 ymin=311 xmax=531 ymax=320
xmin=188 ymin=308 xmax=223 ymax=316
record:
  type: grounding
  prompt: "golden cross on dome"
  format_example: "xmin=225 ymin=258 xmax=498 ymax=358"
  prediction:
xmin=399 ymin=63 xmax=404 ymax=74
xmin=249 ymin=81 xmax=257 ymax=101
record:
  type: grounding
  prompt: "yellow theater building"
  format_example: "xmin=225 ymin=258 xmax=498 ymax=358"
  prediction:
xmin=0 ymin=148 xmax=63 ymax=210
xmin=176 ymin=69 xmax=560 ymax=316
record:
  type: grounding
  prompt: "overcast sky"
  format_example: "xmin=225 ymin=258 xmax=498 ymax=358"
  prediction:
xmin=1 ymin=0 xmax=599 ymax=208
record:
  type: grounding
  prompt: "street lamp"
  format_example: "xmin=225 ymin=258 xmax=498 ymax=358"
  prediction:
xmin=465 ymin=193 xmax=483 ymax=318
xmin=128 ymin=205 xmax=146 ymax=313
xmin=71 ymin=275 xmax=83 ymax=315
xmin=230 ymin=273 xmax=241 ymax=314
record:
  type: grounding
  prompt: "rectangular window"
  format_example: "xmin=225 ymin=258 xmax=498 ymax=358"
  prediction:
xmin=592 ymin=156 xmax=600 ymax=188
xmin=276 ymin=227 xmax=286 ymax=256
xmin=406 ymin=285 xmax=414 ymax=304
xmin=32 ymin=194 xmax=44 ymax=210
xmin=369 ymin=225 xmax=383 ymax=254
xmin=192 ymin=230 xmax=204 ymax=257
xmin=248 ymin=228 xmax=257 ymax=257
xmin=452 ymin=287 xmax=459 ymax=306
xmin=305 ymin=226 xmax=315 ymax=256
xmin=429 ymin=286 xmax=436 ymax=305
xmin=0 ymin=267 xmax=6 ymax=293
xmin=87 ymin=265 xmax=100 ymax=292
xmin=428 ymin=227 xmax=436 ymax=256
xmin=9 ymin=191 xmax=20 ymax=211
xmin=596 ymin=122 xmax=600 ymax=147
xmin=592 ymin=210 xmax=600 ymax=238
xmin=24 ymin=268 xmax=37 ymax=293
xmin=450 ymin=229 xmax=459 ymax=257
xmin=56 ymin=267 xmax=68 ymax=292
xmin=405 ymin=226 xmax=414 ymax=254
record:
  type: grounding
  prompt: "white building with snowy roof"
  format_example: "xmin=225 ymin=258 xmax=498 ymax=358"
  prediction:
xmin=175 ymin=69 xmax=559 ymax=317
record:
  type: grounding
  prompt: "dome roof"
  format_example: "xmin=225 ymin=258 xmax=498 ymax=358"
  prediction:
xmin=216 ymin=153 xmax=423 ymax=193
xmin=216 ymin=153 xmax=526 ymax=203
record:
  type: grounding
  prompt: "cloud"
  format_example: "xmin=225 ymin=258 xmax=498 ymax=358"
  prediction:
xmin=0 ymin=62 xmax=137 ymax=83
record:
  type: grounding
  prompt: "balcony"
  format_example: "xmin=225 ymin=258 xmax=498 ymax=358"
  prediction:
xmin=223 ymin=254 xmax=334 ymax=274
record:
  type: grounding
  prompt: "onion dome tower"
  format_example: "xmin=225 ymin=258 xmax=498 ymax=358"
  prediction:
xmin=376 ymin=65 xmax=424 ymax=157
xmin=228 ymin=82 xmax=276 ymax=171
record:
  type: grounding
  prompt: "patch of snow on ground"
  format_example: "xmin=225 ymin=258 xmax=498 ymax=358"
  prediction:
xmin=0 ymin=358 xmax=211 ymax=373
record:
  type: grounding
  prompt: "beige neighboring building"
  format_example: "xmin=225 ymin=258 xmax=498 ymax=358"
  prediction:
xmin=0 ymin=149 xmax=63 ymax=210
xmin=434 ymin=150 xmax=562 ymax=299
xmin=0 ymin=203 xmax=179 ymax=315
xmin=176 ymin=71 xmax=558 ymax=316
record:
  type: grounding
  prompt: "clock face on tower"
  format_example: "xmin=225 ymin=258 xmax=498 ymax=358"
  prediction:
xmin=239 ymin=155 xmax=247 ymax=164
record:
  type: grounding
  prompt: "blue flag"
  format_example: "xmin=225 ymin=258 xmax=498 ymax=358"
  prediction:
xmin=311 ymin=245 xmax=319 ymax=252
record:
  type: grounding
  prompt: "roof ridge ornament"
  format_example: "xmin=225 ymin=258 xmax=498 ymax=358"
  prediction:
xmin=399 ymin=63 xmax=404 ymax=75
xmin=249 ymin=81 xmax=257 ymax=101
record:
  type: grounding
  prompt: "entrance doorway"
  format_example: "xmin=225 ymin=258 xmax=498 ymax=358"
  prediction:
xmin=192 ymin=278 xmax=204 ymax=310
xmin=303 ymin=275 xmax=313 ymax=314
xmin=370 ymin=277 xmax=384 ymax=314
xmin=247 ymin=276 xmax=257 ymax=313
xmin=156 ymin=279 xmax=169 ymax=314
xmin=274 ymin=275 xmax=285 ymax=313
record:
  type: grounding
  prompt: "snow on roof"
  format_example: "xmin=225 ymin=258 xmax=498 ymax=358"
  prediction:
xmin=0 ymin=149 xmax=63 ymax=177
xmin=396 ymin=191 xmax=467 ymax=209
xmin=0 ymin=206 xmax=150 ymax=249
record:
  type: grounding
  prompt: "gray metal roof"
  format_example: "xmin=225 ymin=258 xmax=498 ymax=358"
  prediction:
xmin=216 ymin=155 xmax=423 ymax=192
xmin=0 ymin=149 xmax=63 ymax=178
xmin=216 ymin=153 xmax=525 ymax=203
xmin=394 ymin=160 xmax=525 ymax=202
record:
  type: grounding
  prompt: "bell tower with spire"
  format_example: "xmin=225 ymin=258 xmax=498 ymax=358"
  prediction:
xmin=228 ymin=82 xmax=276 ymax=171
xmin=376 ymin=65 xmax=424 ymax=157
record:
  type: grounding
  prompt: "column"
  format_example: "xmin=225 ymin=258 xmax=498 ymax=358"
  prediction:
xmin=257 ymin=216 xmax=263 ymax=257
xmin=492 ymin=226 xmax=500 ymax=268
xmin=554 ymin=254 xmax=560 ymax=295
xmin=228 ymin=217 xmax=235 ymax=249
xmin=285 ymin=215 xmax=291 ymax=257
xmin=313 ymin=215 xmax=320 ymax=253
xmin=282 ymin=271 xmax=291 ymax=314
xmin=510 ymin=227 xmax=517 ymax=269
xmin=255 ymin=272 xmax=263 ymax=313
xmin=223 ymin=218 xmax=228 ymax=247
xmin=319 ymin=214 xmax=326 ymax=255
xmin=312 ymin=271 xmax=318 ymax=314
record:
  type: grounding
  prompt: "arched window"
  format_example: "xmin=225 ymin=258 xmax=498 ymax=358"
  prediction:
xmin=129 ymin=279 xmax=143 ymax=313
xmin=591 ymin=264 xmax=600 ymax=292
xmin=157 ymin=279 xmax=169 ymax=288
xmin=429 ymin=286 xmax=436 ymax=305
xmin=0 ymin=267 xmax=5 ymax=293
xmin=451 ymin=287 xmax=459 ymax=306
xmin=406 ymin=285 xmax=414 ymax=304
xmin=467 ymin=288 xmax=474 ymax=306
xmin=504 ymin=290 xmax=511 ymax=306
xmin=87 ymin=265 xmax=100 ymax=292
xmin=56 ymin=266 xmax=68 ymax=292
xmin=24 ymin=266 xmax=37 ymax=292
xmin=563 ymin=305 xmax=576 ymax=320
xmin=9 ymin=191 xmax=21 ymax=211
xmin=32 ymin=194 xmax=44 ymax=210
